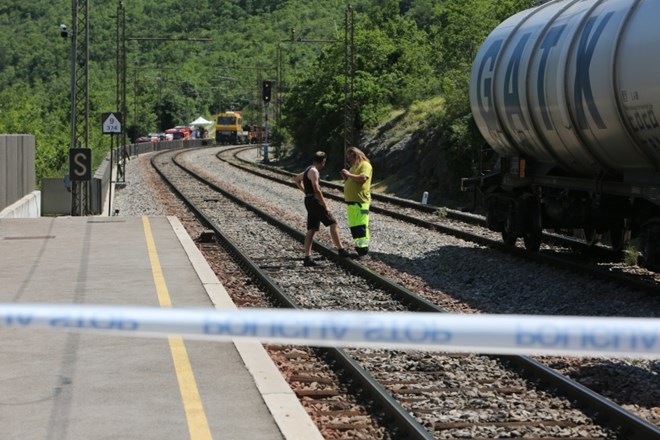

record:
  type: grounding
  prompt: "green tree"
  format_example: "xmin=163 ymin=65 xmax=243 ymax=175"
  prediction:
xmin=0 ymin=0 xmax=536 ymax=184
xmin=429 ymin=0 xmax=534 ymax=179
xmin=281 ymin=3 xmax=440 ymax=162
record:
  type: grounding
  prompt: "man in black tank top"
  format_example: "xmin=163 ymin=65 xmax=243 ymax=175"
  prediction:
xmin=293 ymin=151 xmax=350 ymax=266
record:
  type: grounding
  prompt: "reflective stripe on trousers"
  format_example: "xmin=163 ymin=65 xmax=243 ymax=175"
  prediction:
xmin=347 ymin=203 xmax=369 ymax=248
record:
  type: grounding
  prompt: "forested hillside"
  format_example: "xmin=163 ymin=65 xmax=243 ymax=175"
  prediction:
xmin=0 ymin=0 xmax=534 ymax=190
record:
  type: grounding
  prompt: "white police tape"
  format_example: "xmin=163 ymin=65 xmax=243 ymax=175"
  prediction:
xmin=0 ymin=303 xmax=658 ymax=358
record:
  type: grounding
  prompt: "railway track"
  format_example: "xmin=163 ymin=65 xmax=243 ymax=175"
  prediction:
xmin=221 ymin=145 xmax=660 ymax=297
xmin=142 ymin=147 xmax=659 ymax=439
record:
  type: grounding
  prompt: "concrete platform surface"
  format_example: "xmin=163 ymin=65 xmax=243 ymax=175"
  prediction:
xmin=0 ymin=216 xmax=322 ymax=440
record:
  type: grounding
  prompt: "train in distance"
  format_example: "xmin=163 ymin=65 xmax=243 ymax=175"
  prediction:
xmin=464 ymin=0 xmax=660 ymax=270
xmin=214 ymin=111 xmax=264 ymax=145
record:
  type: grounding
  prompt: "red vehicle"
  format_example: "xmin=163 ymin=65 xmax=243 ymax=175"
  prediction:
xmin=165 ymin=126 xmax=192 ymax=140
xmin=136 ymin=133 xmax=165 ymax=142
xmin=244 ymin=124 xmax=264 ymax=144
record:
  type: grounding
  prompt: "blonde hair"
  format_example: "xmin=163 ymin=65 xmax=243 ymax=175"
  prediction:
xmin=347 ymin=146 xmax=369 ymax=163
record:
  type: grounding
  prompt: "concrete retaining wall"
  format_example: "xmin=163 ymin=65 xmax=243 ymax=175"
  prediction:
xmin=0 ymin=135 xmax=35 ymax=212
xmin=0 ymin=191 xmax=41 ymax=218
xmin=9 ymin=137 xmax=209 ymax=217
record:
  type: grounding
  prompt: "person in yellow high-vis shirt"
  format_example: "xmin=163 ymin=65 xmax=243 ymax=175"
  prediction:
xmin=341 ymin=147 xmax=372 ymax=258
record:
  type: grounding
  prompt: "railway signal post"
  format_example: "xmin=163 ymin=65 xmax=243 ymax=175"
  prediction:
xmin=262 ymin=80 xmax=272 ymax=163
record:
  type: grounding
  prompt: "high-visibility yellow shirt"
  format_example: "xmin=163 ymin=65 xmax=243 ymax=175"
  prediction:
xmin=344 ymin=160 xmax=372 ymax=204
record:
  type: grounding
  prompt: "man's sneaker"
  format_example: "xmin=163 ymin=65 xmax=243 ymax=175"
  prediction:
xmin=338 ymin=248 xmax=351 ymax=258
xmin=303 ymin=256 xmax=318 ymax=267
xmin=353 ymin=248 xmax=369 ymax=260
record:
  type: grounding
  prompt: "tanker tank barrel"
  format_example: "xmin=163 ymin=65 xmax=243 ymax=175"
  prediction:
xmin=469 ymin=0 xmax=660 ymax=178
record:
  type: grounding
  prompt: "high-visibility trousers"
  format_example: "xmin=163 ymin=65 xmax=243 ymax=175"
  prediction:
xmin=347 ymin=202 xmax=370 ymax=252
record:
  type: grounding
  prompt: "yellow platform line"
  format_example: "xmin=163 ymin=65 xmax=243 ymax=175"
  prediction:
xmin=143 ymin=216 xmax=213 ymax=440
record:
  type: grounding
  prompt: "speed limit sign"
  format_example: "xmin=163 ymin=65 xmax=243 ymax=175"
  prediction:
xmin=102 ymin=112 xmax=122 ymax=134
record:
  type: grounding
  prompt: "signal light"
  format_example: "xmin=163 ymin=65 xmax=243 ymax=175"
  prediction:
xmin=262 ymin=80 xmax=272 ymax=103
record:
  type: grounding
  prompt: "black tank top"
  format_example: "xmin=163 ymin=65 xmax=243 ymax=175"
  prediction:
xmin=303 ymin=165 xmax=315 ymax=197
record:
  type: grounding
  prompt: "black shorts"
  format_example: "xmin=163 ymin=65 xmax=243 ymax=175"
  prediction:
xmin=304 ymin=197 xmax=336 ymax=231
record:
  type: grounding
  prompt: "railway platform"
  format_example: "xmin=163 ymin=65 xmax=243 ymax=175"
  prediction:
xmin=0 ymin=215 xmax=322 ymax=439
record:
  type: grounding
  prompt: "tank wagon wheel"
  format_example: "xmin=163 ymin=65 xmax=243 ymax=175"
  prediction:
xmin=640 ymin=220 xmax=660 ymax=271
xmin=523 ymin=232 xmax=541 ymax=252
xmin=502 ymin=207 xmax=517 ymax=246
xmin=609 ymin=219 xmax=631 ymax=253
xmin=523 ymin=200 xmax=542 ymax=252
xmin=502 ymin=230 xmax=517 ymax=246
xmin=582 ymin=228 xmax=602 ymax=246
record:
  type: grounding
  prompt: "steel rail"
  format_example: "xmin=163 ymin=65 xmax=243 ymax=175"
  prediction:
xmin=150 ymin=149 xmax=435 ymax=439
xmin=220 ymin=147 xmax=660 ymax=297
xmin=226 ymin=146 xmax=612 ymax=247
xmin=154 ymin=148 xmax=660 ymax=439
